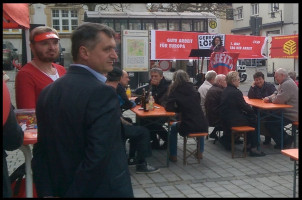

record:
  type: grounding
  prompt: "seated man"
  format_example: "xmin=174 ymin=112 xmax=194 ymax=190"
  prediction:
xmin=106 ymin=67 xmax=159 ymax=173
xmin=198 ymin=70 xmax=217 ymax=114
xmin=117 ymin=69 xmax=136 ymax=112
xmin=263 ymin=68 xmax=298 ymax=149
xmin=133 ymin=66 xmax=171 ymax=149
xmin=247 ymin=71 xmax=277 ymax=145
xmin=204 ymin=74 xmax=227 ymax=140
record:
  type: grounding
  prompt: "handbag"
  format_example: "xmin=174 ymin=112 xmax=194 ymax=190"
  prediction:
xmin=10 ymin=162 xmax=38 ymax=198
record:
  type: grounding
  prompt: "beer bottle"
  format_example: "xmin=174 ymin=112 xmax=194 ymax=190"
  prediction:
xmin=126 ymin=85 xmax=131 ymax=99
xmin=148 ymin=91 xmax=154 ymax=111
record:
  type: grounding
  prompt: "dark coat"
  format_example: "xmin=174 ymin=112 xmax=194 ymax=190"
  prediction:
xmin=3 ymin=105 xmax=24 ymax=198
xmin=134 ymin=77 xmax=171 ymax=106
xmin=204 ymin=84 xmax=224 ymax=127
xmin=116 ymin=83 xmax=134 ymax=111
xmin=32 ymin=66 xmax=133 ymax=198
xmin=165 ymin=82 xmax=208 ymax=136
xmin=247 ymin=81 xmax=277 ymax=99
xmin=219 ymin=84 xmax=256 ymax=128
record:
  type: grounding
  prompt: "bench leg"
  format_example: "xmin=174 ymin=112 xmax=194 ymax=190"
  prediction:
xmin=243 ymin=132 xmax=247 ymax=157
xmin=197 ymin=137 xmax=200 ymax=164
xmin=231 ymin=132 xmax=235 ymax=158
xmin=183 ymin=137 xmax=187 ymax=165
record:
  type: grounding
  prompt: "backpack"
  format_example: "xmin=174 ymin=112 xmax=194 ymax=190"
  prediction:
xmin=10 ymin=162 xmax=38 ymax=198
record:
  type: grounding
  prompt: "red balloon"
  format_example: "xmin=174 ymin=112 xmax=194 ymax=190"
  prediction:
xmin=3 ymin=81 xmax=11 ymax=125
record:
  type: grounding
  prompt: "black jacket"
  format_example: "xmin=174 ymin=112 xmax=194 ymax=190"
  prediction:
xmin=165 ymin=82 xmax=208 ymax=136
xmin=204 ymin=84 xmax=224 ymax=127
xmin=116 ymin=83 xmax=134 ymax=111
xmin=3 ymin=105 xmax=24 ymax=198
xmin=247 ymin=81 xmax=277 ymax=99
xmin=134 ymin=77 xmax=171 ymax=106
xmin=219 ymin=84 xmax=256 ymax=128
xmin=32 ymin=66 xmax=133 ymax=198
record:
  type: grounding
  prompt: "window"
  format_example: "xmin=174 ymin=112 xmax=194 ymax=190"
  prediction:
xmin=193 ymin=20 xmax=205 ymax=32
xmin=129 ymin=19 xmax=141 ymax=30
xmin=168 ymin=20 xmax=180 ymax=31
xmin=251 ymin=4 xmax=259 ymax=16
xmin=52 ymin=9 xmax=78 ymax=32
xmin=102 ymin=19 xmax=114 ymax=29
xmin=181 ymin=20 xmax=192 ymax=31
xmin=271 ymin=3 xmax=279 ymax=12
xmin=115 ymin=19 xmax=128 ymax=32
xmin=156 ymin=20 xmax=167 ymax=30
xmin=142 ymin=20 xmax=155 ymax=31
xmin=236 ymin=7 xmax=243 ymax=20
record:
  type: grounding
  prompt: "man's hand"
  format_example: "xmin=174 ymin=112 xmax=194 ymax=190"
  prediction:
xmin=251 ymin=81 xmax=255 ymax=87
xmin=263 ymin=97 xmax=270 ymax=103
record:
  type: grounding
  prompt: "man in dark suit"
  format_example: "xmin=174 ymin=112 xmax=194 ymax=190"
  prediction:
xmin=32 ymin=23 xmax=133 ymax=198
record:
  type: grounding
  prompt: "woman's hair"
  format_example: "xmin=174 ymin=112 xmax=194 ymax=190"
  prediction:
xmin=211 ymin=36 xmax=222 ymax=46
xmin=168 ymin=69 xmax=190 ymax=95
xmin=226 ymin=71 xmax=239 ymax=85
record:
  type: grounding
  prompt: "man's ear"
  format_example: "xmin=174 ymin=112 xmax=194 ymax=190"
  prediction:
xmin=79 ymin=46 xmax=89 ymax=60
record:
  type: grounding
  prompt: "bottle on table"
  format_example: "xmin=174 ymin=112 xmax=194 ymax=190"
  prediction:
xmin=141 ymin=88 xmax=149 ymax=112
xmin=126 ymin=84 xmax=131 ymax=99
xmin=148 ymin=91 xmax=154 ymax=111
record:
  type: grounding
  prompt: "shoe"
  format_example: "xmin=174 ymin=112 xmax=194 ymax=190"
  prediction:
xmin=249 ymin=150 xmax=266 ymax=157
xmin=235 ymin=139 xmax=243 ymax=144
xmin=169 ymin=155 xmax=177 ymax=162
xmin=209 ymin=132 xmax=218 ymax=140
xmin=151 ymin=140 xmax=161 ymax=150
xmin=195 ymin=152 xmax=203 ymax=159
xmin=128 ymin=157 xmax=137 ymax=166
xmin=136 ymin=162 xmax=160 ymax=174
xmin=159 ymin=142 xmax=167 ymax=150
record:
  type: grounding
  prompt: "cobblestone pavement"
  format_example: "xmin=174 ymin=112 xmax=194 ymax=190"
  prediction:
xmin=4 ymin=67 xmax=299 ymax=198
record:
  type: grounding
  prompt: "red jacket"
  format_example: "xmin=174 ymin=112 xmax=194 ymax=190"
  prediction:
xmin=15 ymin=63 xmax=66 ymax=109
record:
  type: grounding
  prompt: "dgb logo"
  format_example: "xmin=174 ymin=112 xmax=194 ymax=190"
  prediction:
xmin=283 ymin=40 xmax=296 ymax=55
xmin=209 ymin=20 xmax=217 ymax=29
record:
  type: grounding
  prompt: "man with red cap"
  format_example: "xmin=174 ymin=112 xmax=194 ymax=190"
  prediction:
xmin=15 ymin=26 xmax=66 ymax=109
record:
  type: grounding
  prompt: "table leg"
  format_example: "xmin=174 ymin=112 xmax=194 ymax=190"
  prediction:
xmin=167 ymin=118 xmax=170 ymax=168
xmin=19 ymin=145 xmax=33 ymax=198
xmin=281 ymin=111 xmax=284 ymax=149
xmin=293 ymin=160 xmax=297 ymax=198
xmin=257 ymin=109 xmax=261 ymax=151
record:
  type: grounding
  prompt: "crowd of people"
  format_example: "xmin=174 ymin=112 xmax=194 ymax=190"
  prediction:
xmin=3 ymin=23 xmax=299 ymax=198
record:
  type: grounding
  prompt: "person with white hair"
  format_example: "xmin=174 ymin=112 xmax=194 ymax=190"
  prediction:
xmin=198 ymin=70 xmax=217 ymax=114
xmin=204 ymin=74 xmax=227 ymax=140
xmin=263 ymin=68 xmax=298 ymax=149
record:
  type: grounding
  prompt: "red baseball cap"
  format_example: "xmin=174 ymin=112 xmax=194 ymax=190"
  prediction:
xmin=34 ymin=32 xmax=59 ymax=42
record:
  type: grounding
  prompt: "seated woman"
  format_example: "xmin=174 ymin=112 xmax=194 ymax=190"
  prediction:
xmin=219 ymin=71 xmax=265 ymax=157
xmin=165 ymin=70 xmax=208 ymax=162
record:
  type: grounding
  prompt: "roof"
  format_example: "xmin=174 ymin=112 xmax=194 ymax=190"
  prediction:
xmin=85 ymin=11 xmax=216 ymax=19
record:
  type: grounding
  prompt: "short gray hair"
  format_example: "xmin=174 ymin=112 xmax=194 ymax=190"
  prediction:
xmin=150 ymin=67 xmax=163 ymax=76
xmin=205 ymin=70 xmax=217 ymax=81
xmin=275 ymin=68 xmax=288 ymax=77
xmin=288 ymin=71 xmax=296 ymax=80
xmin=226 ymin=71 xmax=239 ymax=85
xmin=214 ymin=74 xmax=226 ymax=84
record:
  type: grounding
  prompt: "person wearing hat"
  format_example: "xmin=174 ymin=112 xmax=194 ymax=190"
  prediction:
xmin=15 ymin=26 xmax=66 ymax=109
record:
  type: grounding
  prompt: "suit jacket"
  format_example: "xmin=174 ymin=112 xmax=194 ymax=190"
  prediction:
xmin=165 ymin=82 xmax=208 ymax=136
xmin=32 ymin=66 xmax=133 ymax=198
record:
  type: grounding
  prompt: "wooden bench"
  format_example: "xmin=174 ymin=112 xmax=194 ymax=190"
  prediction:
xmin=231 ymin=126 xmax=255 ymax=158
xmin=183 ymin=132 xmax=208 ymax=165
xmin=292 ymin=121 xmax=299 ymax=148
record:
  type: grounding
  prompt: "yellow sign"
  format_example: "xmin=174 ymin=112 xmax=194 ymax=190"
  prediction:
xmin=209 ymin=20 xmax=217 ymax=29
xmin=283 ymin=40 xmax=297 ymax=55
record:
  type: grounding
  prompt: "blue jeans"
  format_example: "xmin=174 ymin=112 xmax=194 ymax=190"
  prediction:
xmin=169 ymin=122 xmax=204 ymax=156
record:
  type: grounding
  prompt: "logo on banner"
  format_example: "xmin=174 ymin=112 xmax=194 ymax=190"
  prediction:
xmin=210 ymin=53 xmax=234 ymax=70
xmin=283 ymin=40 xmax=297 ymax=55
xmin=198 ymin=34 xmax=225 ymax=49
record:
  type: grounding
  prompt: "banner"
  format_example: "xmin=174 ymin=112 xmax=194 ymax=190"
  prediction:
xmin=151 ymin=30 xmax=267 ymax=60
xmin=151 ymin=30 xmax=205 ymax=60
xmin=208 ymin=52 xmax=239 ymax=75
xmin=225 ymin=35 xmax=266 ymax=59
xmin=270 ymin=35 xmax=298 ymax=58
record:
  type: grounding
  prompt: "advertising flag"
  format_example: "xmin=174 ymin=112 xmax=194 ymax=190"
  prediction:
xmin=208 ymin=52 xmax=239 ymax=75
xmin=270 ymin=35 xmax=298 ymax=58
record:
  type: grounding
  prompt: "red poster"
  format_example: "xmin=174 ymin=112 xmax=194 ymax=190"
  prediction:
xmin=270 ymin=35 xmax=298 ymax=58
xmin=225 ymin=35 xmax=266 ymax=59
xmin=151 ymin=30 xmax=203 ymax=60
xmin=208 ymin=52 xmax=239 ymax=75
